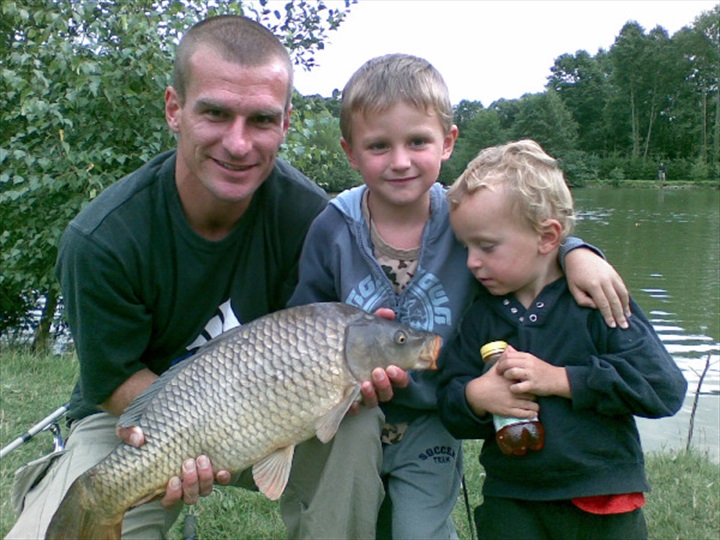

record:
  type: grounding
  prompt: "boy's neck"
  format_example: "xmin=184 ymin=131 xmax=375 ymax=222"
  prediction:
xmin=366 ymin=190 xmax=430 ymax=250
xmin=514 ymin=259 xmax=564 ymax=309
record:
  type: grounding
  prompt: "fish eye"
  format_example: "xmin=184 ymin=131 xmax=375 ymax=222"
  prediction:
xmin=394 ymin=331 xmax=408 ymax=345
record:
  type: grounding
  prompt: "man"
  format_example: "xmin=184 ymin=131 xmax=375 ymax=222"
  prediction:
xmin=6 ymin=15 xmax=365 ymax=539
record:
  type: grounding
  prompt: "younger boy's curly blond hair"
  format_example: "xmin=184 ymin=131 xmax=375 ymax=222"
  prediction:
xmin=447 ymin=139 xmax=575 ymax=239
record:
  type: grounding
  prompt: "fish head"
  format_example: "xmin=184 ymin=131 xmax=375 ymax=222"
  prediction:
xmin=343 ymin=311 xmax=442 ymax=381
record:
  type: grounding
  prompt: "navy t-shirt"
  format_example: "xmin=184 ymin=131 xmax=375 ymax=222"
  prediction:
xmin=57 ymin=151 xmax=328 ymax=420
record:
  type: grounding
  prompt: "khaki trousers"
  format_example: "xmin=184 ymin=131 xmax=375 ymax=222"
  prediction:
xmin=8 ymin=407 xmax=386 ymax=540
xmin=6 ymin=412 xmax=182 ymax=539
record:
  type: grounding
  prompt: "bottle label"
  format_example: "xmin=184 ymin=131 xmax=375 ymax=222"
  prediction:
xmin=493 ymin=414 xmax=539 ymax=431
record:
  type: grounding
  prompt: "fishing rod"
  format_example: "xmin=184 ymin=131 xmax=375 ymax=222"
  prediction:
xmin=0 ymin=403 xmax=69 ymax=460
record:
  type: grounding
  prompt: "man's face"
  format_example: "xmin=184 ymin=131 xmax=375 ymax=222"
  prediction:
xmin=166 ymin=45 xmax=291 ymax=206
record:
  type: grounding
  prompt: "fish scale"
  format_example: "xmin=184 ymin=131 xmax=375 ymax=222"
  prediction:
xmin=45 ymin=302 xmax=441 ymax=540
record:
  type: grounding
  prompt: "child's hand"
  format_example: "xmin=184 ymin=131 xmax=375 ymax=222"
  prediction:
xmin=496 ymin=345 xmax=572 ymax=399
xmin=564 ymin=247 xmax=631 ymax=329
xmin=465 ymin=363 xmax=539 ymax=419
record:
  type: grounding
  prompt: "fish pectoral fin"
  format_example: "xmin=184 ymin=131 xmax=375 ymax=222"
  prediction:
xmin=314 ymin=385 xmax=361 ymax=444
xmin=252 ymin=445 xmax=295 ymax=501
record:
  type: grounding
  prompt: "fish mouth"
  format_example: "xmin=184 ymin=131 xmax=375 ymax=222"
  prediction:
xmin=417 ymin=336 xmax=442 ymax=370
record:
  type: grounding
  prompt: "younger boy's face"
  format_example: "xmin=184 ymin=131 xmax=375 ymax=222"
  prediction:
xmin=450 ymin=186 xmax=549 ymax=303
xmin=341 ymin=101 xmax=457 ymax=209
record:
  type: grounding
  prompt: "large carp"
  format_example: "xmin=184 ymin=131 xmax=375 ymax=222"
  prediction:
xmin=45 ymin=302 xmax=441 ymax=540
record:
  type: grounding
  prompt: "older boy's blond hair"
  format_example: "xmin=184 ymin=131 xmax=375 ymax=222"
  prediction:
xmin=447 ymin=140 xmax=575 ymax=239
xmin=340 ymin=53 xmax=453 ymax=143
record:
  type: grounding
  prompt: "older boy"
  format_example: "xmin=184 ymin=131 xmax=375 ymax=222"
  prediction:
xmin=287 ymin=57 xmax=632 ymax=539
xmin=438 ymin=140 xmax=687 ymax=540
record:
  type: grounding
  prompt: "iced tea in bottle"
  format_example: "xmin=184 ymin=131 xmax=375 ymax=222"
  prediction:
xmin=481 ymin=341 xmax=545 ymax=456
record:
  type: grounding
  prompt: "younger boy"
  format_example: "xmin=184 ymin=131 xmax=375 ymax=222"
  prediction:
xmin=286 ymin=56 xmax=633 ymax=539
xmin=438 ymin=139 xmax=688 ymax=540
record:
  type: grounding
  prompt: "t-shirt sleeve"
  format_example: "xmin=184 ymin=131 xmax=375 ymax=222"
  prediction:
xmin=56 ymin=224 xmax=152 ymax=408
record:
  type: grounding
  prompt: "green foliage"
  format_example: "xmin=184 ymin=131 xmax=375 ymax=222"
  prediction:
xmin=441 ymin=106 xmax=509 ymax=184
xmin=608 ymin=167 xmax=625 ymax=187
xmin=690 ymin=156 xmax=711 ymax=181
xmin=282 ymin=93 xmax=361 ymax=193
xmin=511 ymin=90 xmax=579 ymax=155
xmin=556 ymin=150 xmax=600 ymax=187
xmin=0 ymin=0 xmax=355 ymax=339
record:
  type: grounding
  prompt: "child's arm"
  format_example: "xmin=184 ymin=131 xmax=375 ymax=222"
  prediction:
xmin=437 ymin=307 xmax=536 ymax=439
xmin=286 ymin=209 xmax=343 ymax=308
xmin=567 ymin=299 xmax=688 ymax=418
xmin=561 ymin=239 xmax=630 ymax=329
xmin=497 ymin=303 xmax=688 ymax=418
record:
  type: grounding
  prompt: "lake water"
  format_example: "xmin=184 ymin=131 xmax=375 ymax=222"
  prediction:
xmin=572 ymin=187 xmax=719 ymax=462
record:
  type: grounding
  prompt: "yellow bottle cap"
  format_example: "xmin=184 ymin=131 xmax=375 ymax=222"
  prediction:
xmin=480 ymin=340 xmax=508 ymax=362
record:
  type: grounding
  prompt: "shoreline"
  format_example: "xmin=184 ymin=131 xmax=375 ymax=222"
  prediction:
xmin=578 ymin=179 xmax=719 ymax=189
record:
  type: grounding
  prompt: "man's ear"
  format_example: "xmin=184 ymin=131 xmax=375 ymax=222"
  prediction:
xmin=538 ymin=219 xmax=563 ymax=254
xmin=165 ymin=86 xmax=181 ymax=134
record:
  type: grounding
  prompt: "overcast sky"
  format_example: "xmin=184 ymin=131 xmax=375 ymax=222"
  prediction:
xmin=292 ymin=0 xmax=716 ymax=106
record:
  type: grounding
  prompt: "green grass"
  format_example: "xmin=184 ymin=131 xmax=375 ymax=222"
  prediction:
xmin=1 ymin=348 xmax=718 ymax=539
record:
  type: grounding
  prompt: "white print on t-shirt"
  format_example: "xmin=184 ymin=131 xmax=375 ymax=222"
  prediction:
xmin=185 ymin=298 xmax=241 ymax=351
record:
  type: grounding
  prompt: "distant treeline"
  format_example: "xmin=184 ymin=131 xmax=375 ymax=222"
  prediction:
xmin=293 ymin=6 xmax=719 ymax=190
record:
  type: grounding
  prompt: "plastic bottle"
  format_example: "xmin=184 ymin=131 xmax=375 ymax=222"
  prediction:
xmin=480 ymin=341 xmax=545 ymax=456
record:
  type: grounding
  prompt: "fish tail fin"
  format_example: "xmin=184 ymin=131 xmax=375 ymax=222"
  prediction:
xmin=45 ymin=475 xmax=122 ymax=540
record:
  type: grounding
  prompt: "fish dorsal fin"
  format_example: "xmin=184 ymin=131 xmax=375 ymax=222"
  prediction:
xmin=252 ymin=445 xmax=295 ymax=501
xmin=117 ymin=356 xmax=194 ymax=429
xmin=314 ymin=385 xmax=361 ymax=443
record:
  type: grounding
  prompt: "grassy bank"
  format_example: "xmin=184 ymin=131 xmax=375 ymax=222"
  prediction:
xmin=1 ymin=349 xmax=718 ymax=539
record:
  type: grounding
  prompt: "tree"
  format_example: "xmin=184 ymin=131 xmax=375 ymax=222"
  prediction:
xmin=441 ymin=107 xmax=507 ymax=184
xmin=548 ymin=50 xmax=611 ymax=153
xmin=511 ymin=91 xmax=579 ymax=156
xmin=284 ymin=93 xmax=361 ymax=193
xmin=608 ymin=21 xmax=649 ymax=158
xmin=0 ymin=0 xmax=355 ymax=348
xmin=673 ymin=6 xmax=720 ymax=175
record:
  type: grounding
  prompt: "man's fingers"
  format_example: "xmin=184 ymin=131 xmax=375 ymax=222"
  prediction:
xmin=196 ymin=455 xmax=215 ymax=497
xmin=181 ymin=459 xmax=200 ymax=505
xmin=161 ymin=476 xmax=183 ymax=509
xmin=116 ymin=426 xmax=144 ymax=448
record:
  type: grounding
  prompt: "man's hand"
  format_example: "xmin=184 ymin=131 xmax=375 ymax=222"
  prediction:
xmin=116 ymin=425 xmax=231 ymax=508
xmin=564 ymin=248 xmax=631 ymax=329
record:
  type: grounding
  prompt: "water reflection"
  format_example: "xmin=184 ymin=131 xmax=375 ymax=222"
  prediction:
xmin=573 ymin=188 xmax=719 ymax=461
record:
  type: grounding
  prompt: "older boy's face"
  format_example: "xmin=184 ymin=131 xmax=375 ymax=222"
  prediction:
xmin=341 ymin=101 xmax=457 ymax=209
xmin=450 ymin=186 xmax=549 ymax=304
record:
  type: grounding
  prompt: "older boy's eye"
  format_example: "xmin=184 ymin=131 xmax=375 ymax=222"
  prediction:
xmin=409 ymin=137 xmax=429 ymax=147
